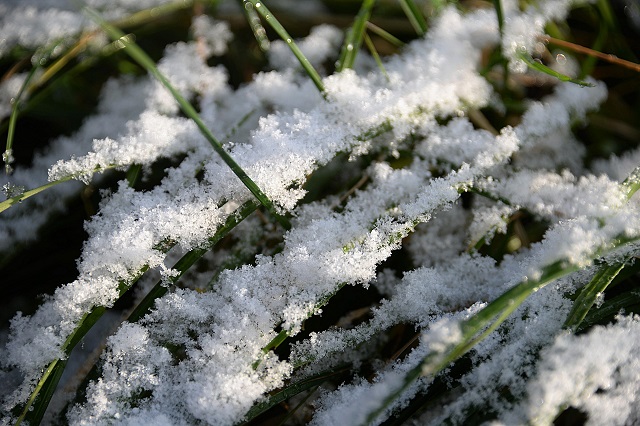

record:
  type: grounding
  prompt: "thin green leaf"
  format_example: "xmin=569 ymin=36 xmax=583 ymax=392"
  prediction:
xmin=563 ymin=260 xmax=627 ymax=332
xmin=4 ymin=41 xmax=67 ymax=175
xmin=493 ymin=0 xmax=504 ymax=35
xmin=519 ymin=53 xmax=595 ymax=86
xmin=128 ymin=199 xmax=260 ymax=323
xmin=242 ymin=0 xmax=271 ymax=52
xmin=365 ymin=22 xmax=404 ymax=48
xmin=14 ymin=258 xmax=159 ymax=422
xmin=243 ymin=0 xmax=325 ymax=94
xmin=15 ymin=305 xmax=106 ymax=426
xmin=336 ymin=0 xmax=377 ymax=72
xmin=83 ymin=6 xmax=290 ymax=230
xmin=254 ymin=281 xmax=348 ymax=369
xmin=578 ymin=290 xmax=640 ymax=332
xmin=126 ymin=164 xmax=142 ymax=187
xmin=364 ymin=32 xmax=389 ymax=80
xmin=0 ymin=177 xmax=71 ymax=214
xmin=15 ymin=359 xmax=67 ymax=426
xmin=242 ymin=366 xmax=349 ymax=423
xmin=398 ymin=0 xmax=427 ymax=36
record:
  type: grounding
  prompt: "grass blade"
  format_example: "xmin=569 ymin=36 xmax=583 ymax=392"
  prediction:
xmin=242 ymin=0 xmax=271 ymax=52
xmin=83 ymin=6 xmax=290 ymax=229
xmin=398 ymin=0 xmax=427 ymax=36
xmin=242 ymin=366 xmax=349 ymax=423
xmin=127 ymin=199 xmax=259 ymax=323
xmin=364 ymin=33 xmax=389 ymax=80
xmin=336 ymin=0 xmax=377 ymax=72
xmin=518 ymin=52 xmax=595 ymax=86
xmin=563 ymin=260 xmax=627 ymax=332
xmin=15 ymin=306 xmax=106 ymax=425
xmin=365 ymin=21 xmax=404 ymax=48
xmin=243 ymin=0 xmax=325 ymax=94
xmin=577 ymin=289 xmax=640 ymax=332
xmin=0 ymin=178 xmax=71 ymax=214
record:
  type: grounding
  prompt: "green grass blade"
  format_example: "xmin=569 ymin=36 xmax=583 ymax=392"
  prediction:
xmin=577 ymin=290 xmax=640 ymax=332
xmin=518 ymin=53 xmax=595 ymax=86
xmin=15 ymin=305 xmax=106 ymax=426
xmin=336 ymin=0 xmax=377 ymax=72
xmin=126 ymin=164 xmax=142 ymax=187
xmin=13 ymin=249 xmax=164 ymax=423
xmin=242 ymin=0 xmax=271 ymax=52
xmin=0 ymin=177 xmax=71 ymax=214
xmin=15 ymin=359 xmax=67 ymax=426
xmin=398 ymin=0 xmax=427 ymax=36
xmin=492 ymin=0 xmax=504 ymax=35
xmin=127 ymin=199 xmax=259 ymax=323
xmin=253 ymin=281 xmax=349 ymax=369
xmin=563 ymin=261 xmax=627 ymax=332
xmin=365 ymin=22 xmax=404 ymax=48
xmin=242 ymin=366 xmax=349 ymax=423
xmin=364 ymin=32 xmax=389 ymax=80
xmin=49 ymin=201 xmax=257 ymax=419
xmin=83 ymin=6 xmax=290 ymax=229
xmin=562 ymin=167 xmax=640 ymax=331
xmin=4 ymin=42 xmax=65 ymax=175
xmin=491 ymin=0 xmax=510 ymax=91
xmin=243 ymin=0 xmax=325 ymax=94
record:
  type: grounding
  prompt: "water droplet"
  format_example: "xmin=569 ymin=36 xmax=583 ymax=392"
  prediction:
xmin=286 ymin=38 xmax=292 ymax=43
xmin=255 ymin=2 xmax=261 ymax=7
xmin=556 ymin=53 xmax=567 ymax=64
xmin=244 ymin=2 xmax=253 ymax=10
xmin=265 ymin=14 xmax=271 ymax=20
xmin=39 ymin=58 xmax=47 ymax=66
xmin=346 ymin=44 xmax=354 ymax=51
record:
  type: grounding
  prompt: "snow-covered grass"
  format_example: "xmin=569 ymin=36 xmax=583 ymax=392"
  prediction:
xmin=1 ymin=0 xmax=639 ymax=425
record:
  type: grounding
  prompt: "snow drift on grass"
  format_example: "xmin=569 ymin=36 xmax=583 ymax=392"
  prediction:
xmin=2 ymin=0 xmax=639 ymax=425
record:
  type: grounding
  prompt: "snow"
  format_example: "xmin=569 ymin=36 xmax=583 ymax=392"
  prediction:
xmin=1 ymin=0 xmax=638 ymax=424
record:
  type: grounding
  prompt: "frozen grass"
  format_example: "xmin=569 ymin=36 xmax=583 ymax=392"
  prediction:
xmin=1 ymin=0 xmax=640 ymax=425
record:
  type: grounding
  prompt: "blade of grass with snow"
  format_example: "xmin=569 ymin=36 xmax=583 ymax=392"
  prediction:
xmin=83 ymin=5 xmax=290 ymax=229
xmin=362 ymin=239 xmax=638 ymax=425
